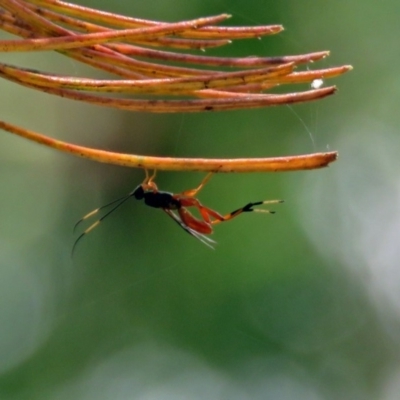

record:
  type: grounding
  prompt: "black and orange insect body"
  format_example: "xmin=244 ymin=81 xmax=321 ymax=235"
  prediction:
xmin=73 ymin=171 xmax=282 ymax=253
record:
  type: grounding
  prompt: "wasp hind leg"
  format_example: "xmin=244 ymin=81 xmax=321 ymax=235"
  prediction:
xmin=211 ymin=199 xmax=284 ymax=225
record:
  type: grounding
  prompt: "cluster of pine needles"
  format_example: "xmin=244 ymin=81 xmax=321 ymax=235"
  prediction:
xmin=0 ymin=0 xmax=351 ymax=172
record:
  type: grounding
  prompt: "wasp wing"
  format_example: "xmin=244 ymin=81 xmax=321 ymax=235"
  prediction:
xmin=163 ymin=209 xmax=216 ymax=249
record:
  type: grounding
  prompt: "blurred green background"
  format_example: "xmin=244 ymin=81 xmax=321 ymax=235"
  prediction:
xmin=1 ymin=1 xmax=400 ymax=399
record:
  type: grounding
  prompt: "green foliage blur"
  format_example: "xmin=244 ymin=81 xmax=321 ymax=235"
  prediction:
xmin=1 ymin=1 xmax=400 ymax=399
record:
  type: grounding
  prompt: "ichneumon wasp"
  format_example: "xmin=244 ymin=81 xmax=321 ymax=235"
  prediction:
xmin=73 ymin=171 xmax=283 ymax=253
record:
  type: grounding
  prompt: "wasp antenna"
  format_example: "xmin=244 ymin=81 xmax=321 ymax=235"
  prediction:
xmin=72 ymin=194 xmax=134 ymax=256
xmin=72 ymin=221 xmax=99 ymax=257
xmin=73 ymin=195 xmax=133 ymax=233
xmin=73 ymin=207 xmax=100 ymax=233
